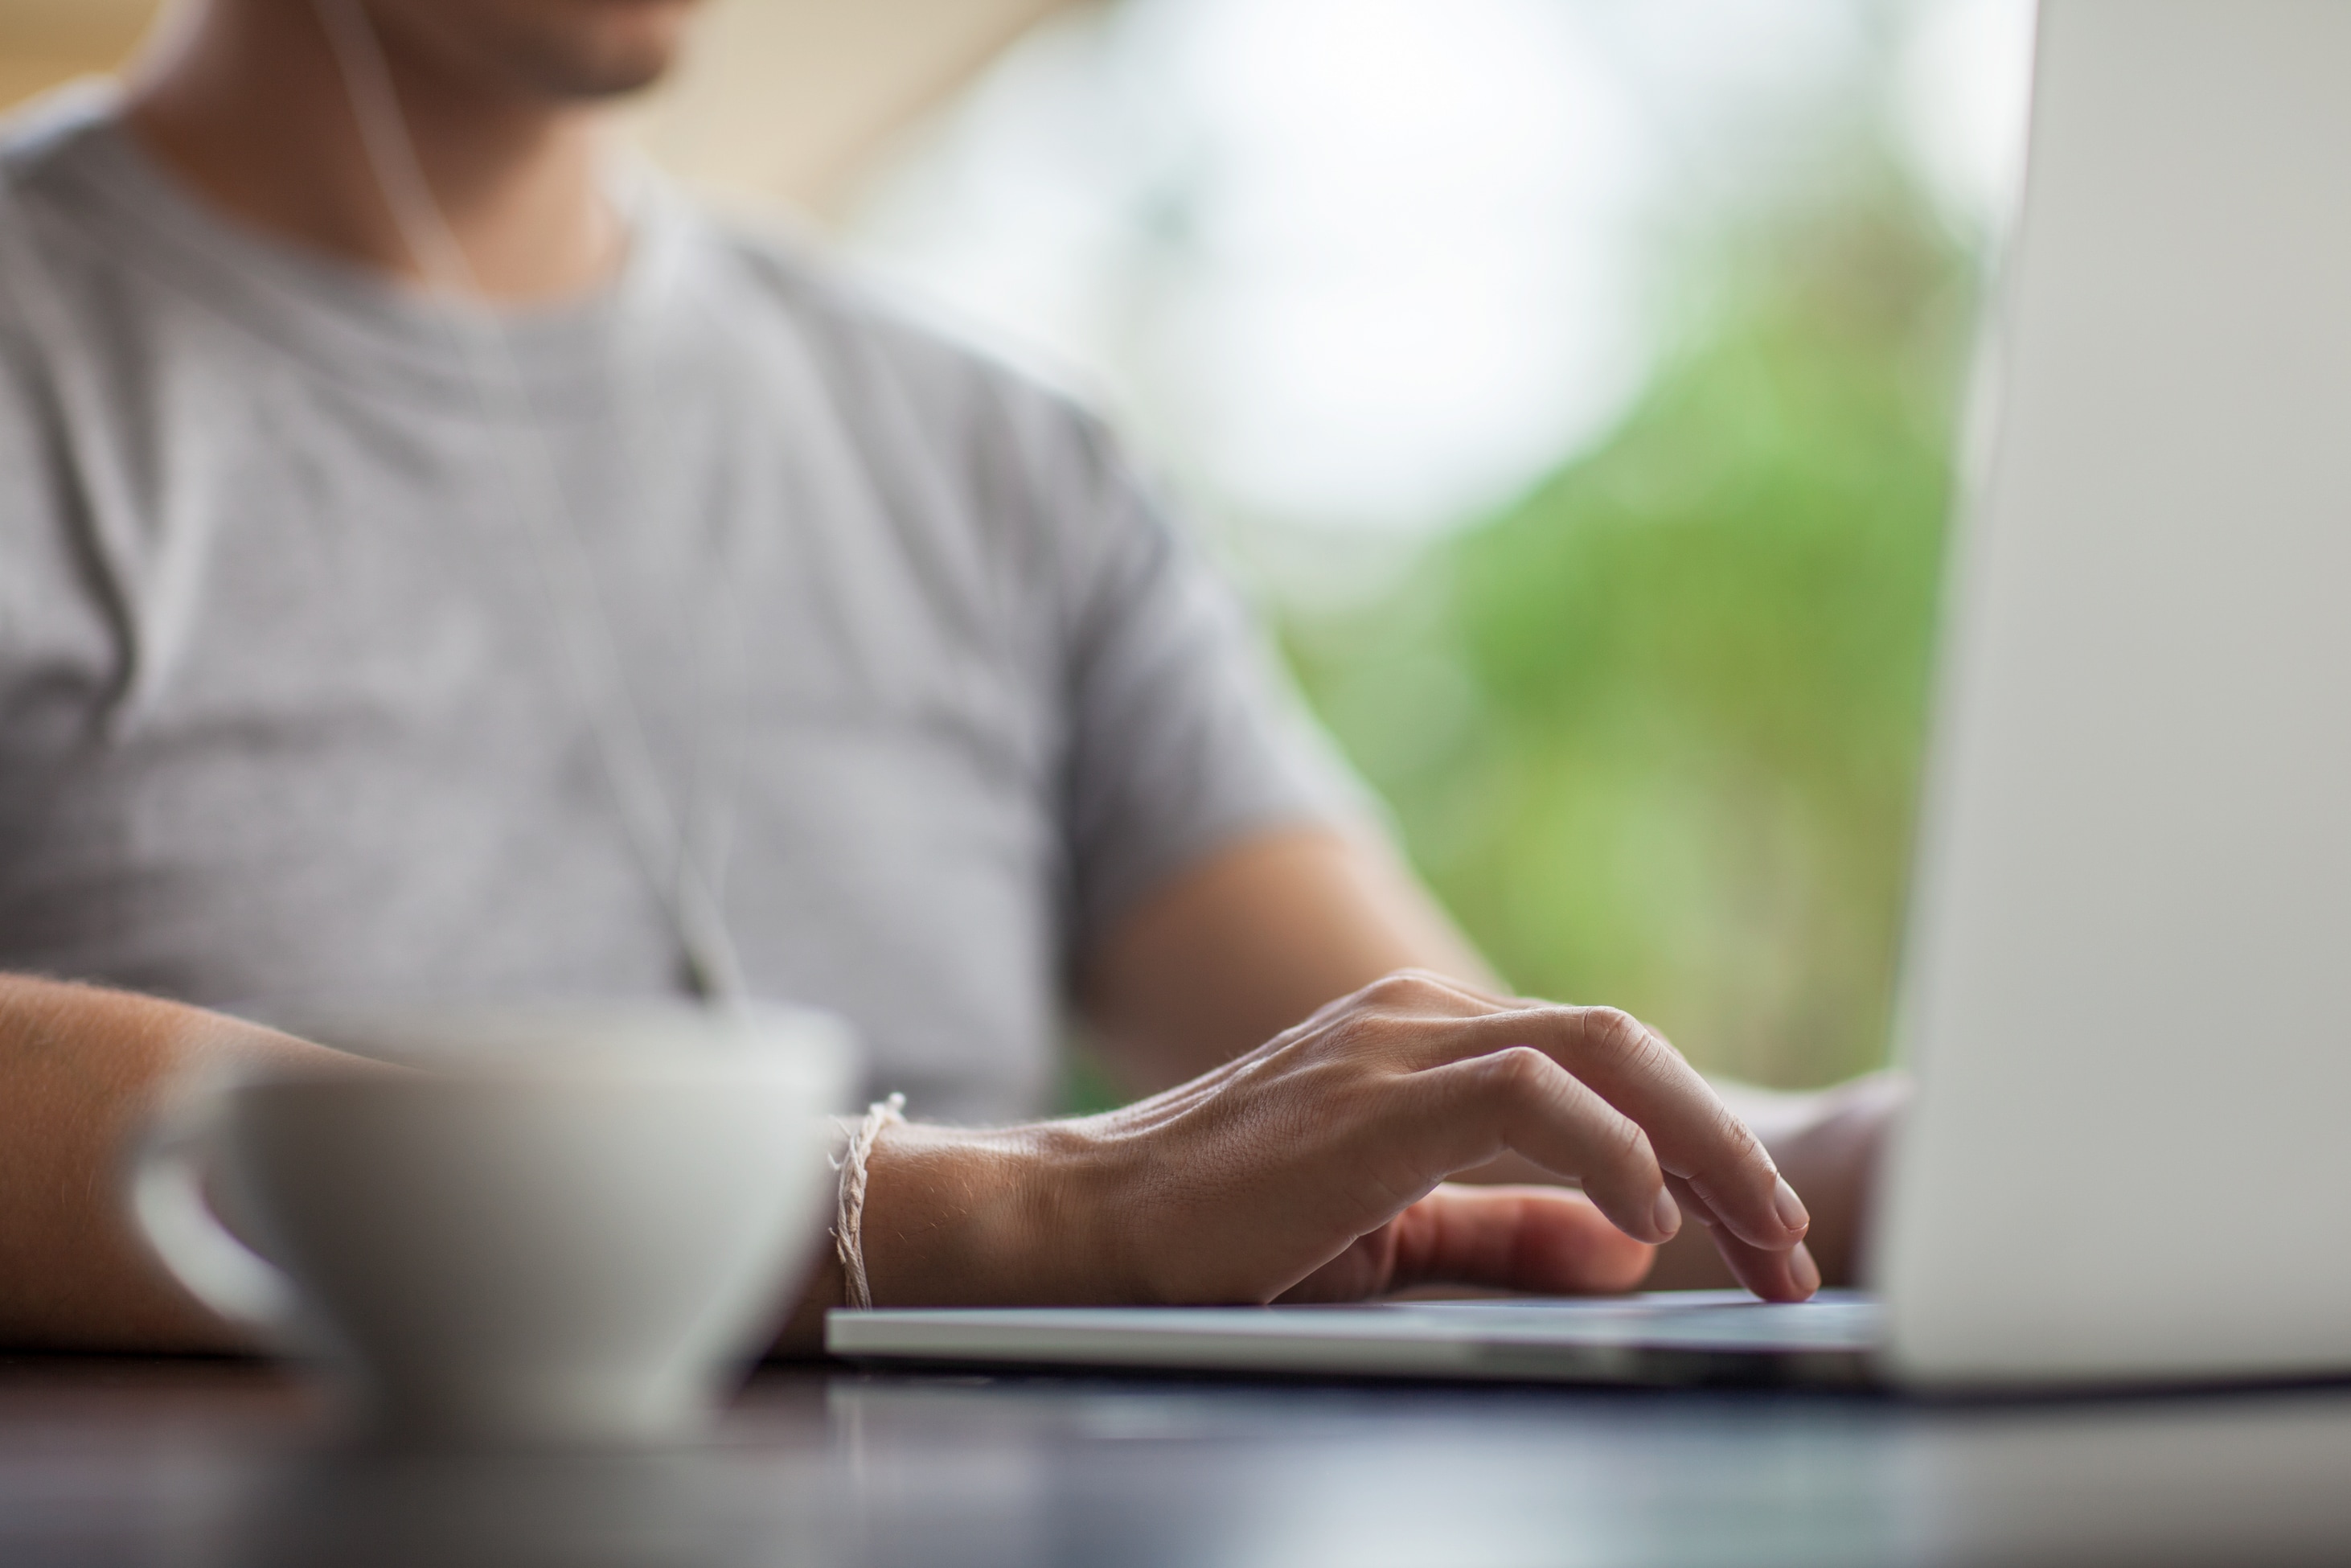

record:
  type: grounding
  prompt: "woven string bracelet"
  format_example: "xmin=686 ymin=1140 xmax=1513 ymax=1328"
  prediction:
xmin=831 ymin=1092 xmax=905 ymax=1311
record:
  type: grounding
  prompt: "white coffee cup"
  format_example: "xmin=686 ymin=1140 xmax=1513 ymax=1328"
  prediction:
xmin=129 ymin=1000 xmax=854 ymax=1445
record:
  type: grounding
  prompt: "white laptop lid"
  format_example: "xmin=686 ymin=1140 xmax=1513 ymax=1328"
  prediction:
xmin=1877 ymin=0 xmax=2351 ymax=1385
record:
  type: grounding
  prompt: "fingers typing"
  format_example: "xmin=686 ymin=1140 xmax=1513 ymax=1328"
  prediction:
xmin=1446 ymin=1004 xmax=1807 ymax=1255
xmin=1405 ymin=1048 xmax=1680 ymax=1244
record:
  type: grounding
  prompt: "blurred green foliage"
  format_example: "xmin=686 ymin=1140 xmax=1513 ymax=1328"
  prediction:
xmin=1280 ymin=161 xmax=1981 ymax=1088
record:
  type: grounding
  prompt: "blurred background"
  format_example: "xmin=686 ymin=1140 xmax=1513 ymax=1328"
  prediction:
xmin=1 ymin=0 xmax=2034 ymax=1090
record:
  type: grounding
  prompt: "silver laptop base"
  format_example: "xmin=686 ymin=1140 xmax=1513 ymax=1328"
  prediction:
xmin=827 ymin=1291 xmax=1881 ymax=1389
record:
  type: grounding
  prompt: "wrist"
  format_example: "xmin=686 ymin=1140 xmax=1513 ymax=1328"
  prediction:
xmin=857 ymin=1117 xmax=1131 ymax=1307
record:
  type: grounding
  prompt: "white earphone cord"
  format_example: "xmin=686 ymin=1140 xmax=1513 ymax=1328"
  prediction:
xmin=309 ymin=0 xmax=749 ymax=1007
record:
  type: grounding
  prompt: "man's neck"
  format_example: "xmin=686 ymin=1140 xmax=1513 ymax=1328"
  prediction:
xmin=123 ymin=1 xmax=624 ymax=303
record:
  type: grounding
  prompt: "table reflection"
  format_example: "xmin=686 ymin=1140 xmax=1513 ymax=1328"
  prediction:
xmin=186 ymin=1449 xmax=810 ymax=1568
xmin=6 ymin=1359 xmax=2351 ymax=1566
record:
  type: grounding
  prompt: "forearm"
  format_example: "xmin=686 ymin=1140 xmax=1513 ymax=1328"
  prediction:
xmin=1082 ymin=825 xmax=1497 ymax=1094
xmin=0 ymin=975 xmax=345 ymax=1351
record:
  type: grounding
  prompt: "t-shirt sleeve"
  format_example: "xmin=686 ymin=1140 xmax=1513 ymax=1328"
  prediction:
xmin=1041 ymin=403 xmax=1372 ymax=953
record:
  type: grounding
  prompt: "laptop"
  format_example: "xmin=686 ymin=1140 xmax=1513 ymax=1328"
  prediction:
xmin=830 ymin=0 xmax=2351 ymax=1392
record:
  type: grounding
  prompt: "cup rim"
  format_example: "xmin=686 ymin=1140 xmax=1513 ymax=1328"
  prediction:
xmin=228 ymin=996 xmax=856 ymax=1090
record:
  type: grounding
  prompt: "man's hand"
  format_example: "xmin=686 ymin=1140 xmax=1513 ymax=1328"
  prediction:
xmin=857 ymin=970 xmax=1818 ymax=1311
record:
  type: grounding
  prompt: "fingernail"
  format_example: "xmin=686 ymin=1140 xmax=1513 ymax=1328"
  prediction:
xmin=1789 ymin=1242 xmax=1822 ymax=1295
xmin=1651 ymin=1186 xmax=1681 ymax=1240
xmin=1772 ymin=1175 xmax=1811 ymax=1236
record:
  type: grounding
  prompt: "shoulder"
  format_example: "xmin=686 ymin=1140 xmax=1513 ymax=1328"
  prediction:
xmin=0 ymin=91 xmax=128 ymax=606
xmin=1 ymin=80 xmax=130 ymax=237
xmin=0 ymin=101 xmax=69 ymax=504
xmin=676 ymin=200 xmax=1176 ymax=619
xmin=0 ymin=86 xmax=128 ymax=468
xmin=684 ymin=201 xmax=1130 ymax=498
xmin=0 ymin=84 xmax=170 ymax=386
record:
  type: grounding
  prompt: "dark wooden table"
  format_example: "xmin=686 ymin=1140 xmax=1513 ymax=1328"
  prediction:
xmin=6 ymin=1353 xmax=2351 ymax=1566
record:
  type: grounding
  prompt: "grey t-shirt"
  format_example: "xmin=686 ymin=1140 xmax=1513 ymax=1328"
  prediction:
xmin=0 ymin=92 xmax=1348 ymax=1121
